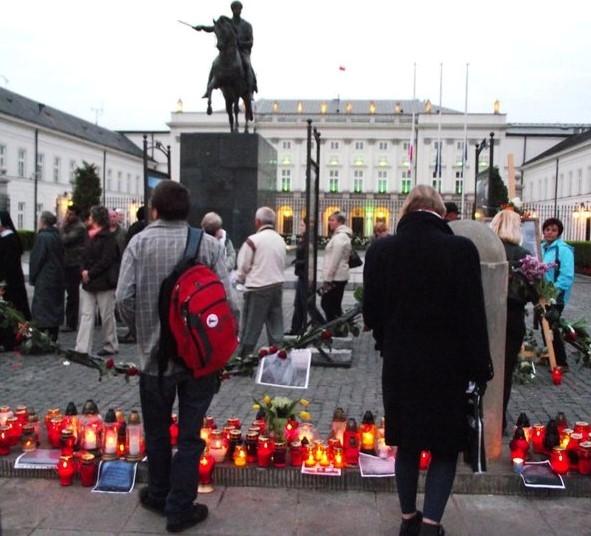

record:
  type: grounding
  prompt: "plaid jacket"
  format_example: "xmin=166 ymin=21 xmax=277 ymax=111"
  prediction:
xmin=115 ymin=219 xmax=238 ymax=375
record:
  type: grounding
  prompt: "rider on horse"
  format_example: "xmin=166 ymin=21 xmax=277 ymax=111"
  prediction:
xmin=194 ymin=1 xmax=257 ymax=102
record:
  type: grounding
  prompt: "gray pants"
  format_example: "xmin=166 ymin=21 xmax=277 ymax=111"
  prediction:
xmin=238 ymin=285 xmax=283 ymax=357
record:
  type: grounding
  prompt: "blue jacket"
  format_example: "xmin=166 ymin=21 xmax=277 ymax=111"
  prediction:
xmin=542 ymin=238 xmax=575 ymax=304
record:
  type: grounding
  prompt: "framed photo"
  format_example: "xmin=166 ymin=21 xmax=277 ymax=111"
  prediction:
xmin=520 ymin=218 xmax=541 ymax=259
xmin=256 ymin=349 xmax=311 ymax=389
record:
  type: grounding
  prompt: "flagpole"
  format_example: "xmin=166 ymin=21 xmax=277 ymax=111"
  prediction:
xmin=461 ymin=63 xmax=469 ymax=218
xmin=437 ymin=63 xmax=443 ymax=185
xmin=410 ymin=62 xmax=417 ymax=185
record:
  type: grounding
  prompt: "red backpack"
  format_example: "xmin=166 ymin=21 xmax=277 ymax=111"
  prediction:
xmin=157 ymin=227 xmax=238 ymax=378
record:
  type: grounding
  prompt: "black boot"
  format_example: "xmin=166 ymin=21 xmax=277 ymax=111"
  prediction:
xmin=419 ymin=522 xmax=445 ymax=536
xmin=399 ymin=511 xmax=423 ymax=536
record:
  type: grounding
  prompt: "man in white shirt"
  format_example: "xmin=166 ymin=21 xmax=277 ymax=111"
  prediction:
xmin=236 ymin=207 xmax=286 ymax=357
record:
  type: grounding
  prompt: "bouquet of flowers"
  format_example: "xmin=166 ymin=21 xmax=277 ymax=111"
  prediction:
xmin=510 ymin=255 xmax=558 ymax=304
xmin=252 ymin=394 xmax=310 ymax=441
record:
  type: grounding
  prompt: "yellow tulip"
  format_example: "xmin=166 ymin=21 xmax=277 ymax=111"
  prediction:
xmin=263 ymin=395 xmax=272 ymax=406
xmin=299 ymin=411 xmax=311 ymax=421
xmin=299 ymin=399 xmax=310 ymax=407
xmin=252 ymin=404 xmax=260 ymax=411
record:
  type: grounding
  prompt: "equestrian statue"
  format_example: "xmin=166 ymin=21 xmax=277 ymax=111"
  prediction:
xmin=188 ymin=1 xmax=257 ymax=132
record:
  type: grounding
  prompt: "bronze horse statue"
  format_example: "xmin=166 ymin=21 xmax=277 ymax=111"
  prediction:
xmin=202 ymin=16 xmax=254 ymax=133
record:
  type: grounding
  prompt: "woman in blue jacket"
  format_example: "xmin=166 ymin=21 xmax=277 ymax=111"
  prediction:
xmin=542 ymin=217 xmax=575 ymax=368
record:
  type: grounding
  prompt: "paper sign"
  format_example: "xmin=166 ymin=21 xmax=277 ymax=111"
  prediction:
xmin=92 ymin=460 xmax=138 ymax=494
xmin=358 ymin=452 xmax=395 ymax=478
xmin=14 ymin=449 xmax=61 ymax=469
xmin=301 ymin=464 xmax=342 ymax=477
xmin=520 ymin=461 xmax=565 ymax=489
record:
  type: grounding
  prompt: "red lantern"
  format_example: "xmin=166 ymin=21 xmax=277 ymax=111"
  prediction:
xmin=419 ymin=450 xmax=432 ymax=471
xmin=79 ymin=453 xmax=97 ymax=487
xmin=333 ymin=447 xmax=345 ymax=469
xmin=510 ymin=427 xmax=530 ymax=460
xmin=252 ymin=419 xmax=266 ymax=436
xmin=60 ymin=428 xmax=76 ymax=457
xmin=0 ymin=425 xmax=11 ymax=455
xmin=14 ymin=406 xmax=28 ymax=426
xmin=273 ymin=441 xmax=287 ymax=468
xmin=531 ymin=424 xmax=546 ymax=454
xmin=331 ymin=408 xmax=347 ymax=445
xmin=198 ymin=451 xmax=215 ymax=493
xmin=227 ymin=417 xmax=241 ymax=429
xmin=6 ymin=416 xmax=22 ymax=447
xmin=551 ymin=368 xmax=562 ymax=385
xmin=233 ymin=443 xmax=248 ymax=467
xmin=343 ymin=418 xmax=360 ymax=466
xmin=284 ymin=419 xmax=299 ymax=443
xmin=574 ymin=422 xmax=590 ymax=441
xmin=56 ymin=455 xmax=75 ymax=486
xmin=360 ymin=411 xmax=377 ymax=455
xmin=208 ymin=430 xmax=228 ymax=463
xmin=289 ymin=441 xmax=303 ymax=467
xmin=578 ymin=441 xmax=591 ymax=475
xmin=257 ymin=436 xmax=273 ymax=468
xmin=245 ymin=430 xmax=259 ymax=463
xmin=550 ymin=447 xmax=569 ymax=475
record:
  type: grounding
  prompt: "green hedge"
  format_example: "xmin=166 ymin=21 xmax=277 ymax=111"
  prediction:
xmin=567 ymin=241 xmax=591 ymax=275
xmin=17 ymin=230 xmax=36 ymax=251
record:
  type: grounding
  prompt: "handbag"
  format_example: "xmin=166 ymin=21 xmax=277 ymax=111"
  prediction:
xmin=348 ymin=249 xmax=363 ymax=269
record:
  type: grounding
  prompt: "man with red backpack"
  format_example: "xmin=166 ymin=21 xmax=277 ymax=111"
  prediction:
xmin=116 ymin=181 xmax=238 ymax=533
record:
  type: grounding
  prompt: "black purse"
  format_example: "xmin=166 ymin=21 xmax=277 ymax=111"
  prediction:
xmin=348 ymin=249 xmax=363 ymax=268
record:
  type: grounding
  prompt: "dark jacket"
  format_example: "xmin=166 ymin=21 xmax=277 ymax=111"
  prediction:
xmin=0 ymin=230 xmax=31 ymax=320
xmin=294 ymin=233 xmax=307 ymax=278
xmin=504 ymin=242 xmax=533 ymax=310
xmin=30 ymin=226 xmax=65 ymax=328
xmin=363 ymin=211 xmax=493 ymax=453
xmin=82 ymin=228 xmax=120 ymax=292
xmin=126 ymin=219 xmax=147 ymax=246
xmin=60 ymin=220 xmax=87 ymax=267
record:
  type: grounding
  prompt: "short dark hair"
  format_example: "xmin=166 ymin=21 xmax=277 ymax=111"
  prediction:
xmin=89 ymin=206 xmax=109 ymax=229
xmin=231 ymin=1 xmax=243 ymax=10
xmin=152 ymin=181 xmax=190 ymax=221
xmin=444 ymin=202 xmax=459 ymax=214
xmin=136 ymin=206 xmax=146 ymax=221
xmin=67 ymin=204 xmax=81 ymax=216
xmin=542 ymin=217 xmax=564 ymax=236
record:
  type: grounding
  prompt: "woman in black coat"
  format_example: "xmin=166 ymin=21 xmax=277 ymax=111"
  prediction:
xmin=363 ymin=186 xmax=493 ymax=536
xmin=0 ymin=210 xmax=31 ymax=350
xmin=29 ymin=212 xmax=65 ymax=341
xmin=490 ymin=209 xmax=533 ymax=434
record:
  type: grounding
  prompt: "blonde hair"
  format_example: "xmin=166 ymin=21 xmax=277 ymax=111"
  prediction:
xmin=400 ymin=185 xmax=446 ymax=219
xmin=490 ymin=209 xmax=522 ymax=245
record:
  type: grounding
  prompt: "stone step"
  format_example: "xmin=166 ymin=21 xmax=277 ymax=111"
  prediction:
xmin=310 ymin=348 xmax=352 ymax=368
xmin=284 ymin=335 xmax=354 ymax=350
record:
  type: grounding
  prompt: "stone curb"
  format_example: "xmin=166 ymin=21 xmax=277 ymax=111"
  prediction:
xmin=2 ymin=458 xmax=590 ymax=498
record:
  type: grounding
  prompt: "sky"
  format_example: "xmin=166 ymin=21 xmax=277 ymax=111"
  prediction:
xmin=1 ymin=0 xmax=590 ymax=131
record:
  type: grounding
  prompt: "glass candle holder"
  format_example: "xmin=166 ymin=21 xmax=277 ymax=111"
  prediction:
xmin=0 ymin=425 xmax=11 ymax=455
xmin=512 ymin=457 xmax=524 ymax=474
xmin=22 ymin=424 xmax=37 ymax=452
xmin=578 ymin=441 xmax=591 ymax=475
xmin=227 ymin=417 xmax=241 ymax=429
xmin=245 ymin=431 xmax=259 ymax=463
xmin=60 ymin=428 xmax=76 ymax=456
xmin=419 ymin=450 xmax=432 ymax=471
xmin=233 ymin=444 xmax=248 ymax=467
xmin=6 ymin=416 xmax=22 ymax=447
xmin=28 ymin=414 xmax=41 ymax=446
xmin=14 ymin=406 xmax=28 ymax=426
xmin=257 ymin=436 xmax=273 ymax=468
xmin=550 ymin=447 xmax=569 ymax=475
xmin=252 ymin=419 xmax=266 ymax=436
xmin=273 ymin=441 xmax=287 ymax=468
xmin=574 ymin=422 xmax=590 ymax=441
xmin=102 ymin=422 xmax=119 ymax=460
xmin=56 ymin=455 xmax=75 ymax=486
xmin=333 ymin=447 xmax=345 ymax=469
xmin=228 ymin=429 xmax=242 ymax=458
xmin=343 ymin=419 xmax=360 ymax=466
xmin=531 ymin=424 xmax=545 ymax=454
xmin=304 ymin=449 xmax=317 ymax=468
xmin=209 ymin=430 xmax=228 ymax=463
xmin=0 ymin=406 xmax=12 ymax=427
xmin=79 ymin=453 xmax=97 ymax=487
xmin=126 ymin=410 xmax=144 ymax=462
xmin=169 ymin=415 xmax=179 ymax=447
xmin=289 ymin=441 xmax=303 ymax=467
xmin=198 ymin=451 xmax=215 ymax=493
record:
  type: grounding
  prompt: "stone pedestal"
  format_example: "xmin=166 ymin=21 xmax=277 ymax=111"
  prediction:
xmin=449 ymin=220 xmax=508 ymax=461
xmin=180 ymin=133 xmax=277 ymax=249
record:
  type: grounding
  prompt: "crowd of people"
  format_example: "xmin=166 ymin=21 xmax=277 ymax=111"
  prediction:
xmin=0 ymin=181 xmax=579 ymax=535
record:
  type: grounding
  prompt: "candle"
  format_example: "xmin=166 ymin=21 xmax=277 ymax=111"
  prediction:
xmin=304 ymin=450 xmax=317 ymax=468
xmin=257 ymin=436 xmax=273 ymax=468
xmin=550 ymin=447 xmax=569 ymax=475
xmin=60 ymin=428 xmax=76 ymax=456
xmin=245 ymin=431 xmax=259 ymax=463
xmin=297 ymin=423 xmax=316 ymax=443
xmin=209 ymin=430 xmax=228 ymax=463
xmin=252 ymin=419 xmax=266 ymax=436
xmin=343 ymin=418 xmax=360 ymax=466
xmin=333 ymin=448 xmax=345 ymax=469
xmin=313 ymin=441 xmax=324 ymax=462
xmin=56 ymin=455 xmax=75 ymax=486
xmin=84 ymin=427 xmax=97 ymax=450
xmin=510 ymin=427 xmax=530 ymax=460
xmin=233 ymin=444 xmax=247 ymax=467
xmin=319 ymin=450 xmax=330 ymax=467
xmin=169 ymin=415 xmax=179 ymax=447
xmin=28 ymin=414 xmax=40 ymax=446
xmin=574 ymin=421 xmax=590 ymax=441
xmin=551 ymin=368 xmax=562 ymax=385
xmin=578 ymin=441 xmax=591 ymax=475
xmin=198 ymin=451 xmax=215 ymax=493
xmin=0 ymin=425 xmax=11 ymax=455
xmin=0 ymin=406 xmax=12 ymax=426
xmin=419 ymin=450 xmax=432 ymax=471
xmin=331 ymin=408 xmax=347 ymax=445
xmin=14 ymin=406 xmax=28 ymax=426
xmin=79 ymin=453 xmax=97 ymax=487
xmin=284 ymin=420 xmax=299 ymax=443
xmin=559 ymin=428 xmax=573 ymax=449
xmin=512 ymin=457 xmax=524 ymax=474
xmin=289 ymin=441 xmax=303 ymax=467
xmin=228 ymin=429 xmax=242 ymax=458
xmin=531 ymin=424 xmax=546 ymax=454
xmin=21 ymin=424 xmax=36 ymax=452
xmin=103 ymin=426 xmax=118 ymax=459
xmin=273 ymin=441 xmax=287 ymax=468
xmin=126 ymin=410 xmax=144 ymax=461
xmin=227 ymin=417 xmax=241 ymax=429
xmin=360 ymin=411 xmax=376 ymax=454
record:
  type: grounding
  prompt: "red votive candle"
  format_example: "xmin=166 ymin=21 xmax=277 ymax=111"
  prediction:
xmin=578 ymin=441 xmax=591 ymax=475
xmin=531 ymin=424 xmax=546 ymax=454
xmin=0 ymin=425 xmax=11 ymax=455
xmin=79 ymin=453 xmax=97 ymax=487
xmin=419 ymin=450 xmax=432 ymax=471
xmin=551 ymin=368 xmax=562 ymax=385
xmin=550 ymin=447 xmax=569 ymax=475
xmin=289 ymin=441 xmax=303 ymax=466
xmin=257 ymin=436 xmax=273 ymax=468
xmin=56 ymin=455 xmax=75 ymax=486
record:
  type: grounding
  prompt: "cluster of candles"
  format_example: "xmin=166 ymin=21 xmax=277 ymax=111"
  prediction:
xmin=0 ymin=401 xmax=145 ymax=486
xmin=197 ymin=409 xmax=432 ymax=490
xmin=510 ymin=412 xmax=591 ymax=476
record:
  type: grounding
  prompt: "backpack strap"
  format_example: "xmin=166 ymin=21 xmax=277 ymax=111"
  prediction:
xmin=184 ymin=226 xmax=203 ymax=263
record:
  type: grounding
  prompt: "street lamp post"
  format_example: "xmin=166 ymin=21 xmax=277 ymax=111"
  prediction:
xmin=142 ymin=135 xmax=172 ymax=220
xmin=472 ymin=137 xmax=488 ymax=220
xmin=488 ymin=131 xmax=495 ymax=217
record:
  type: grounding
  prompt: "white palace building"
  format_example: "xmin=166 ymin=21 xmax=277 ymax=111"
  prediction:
xmin=2 ymin=87 xmax=590 ymax=238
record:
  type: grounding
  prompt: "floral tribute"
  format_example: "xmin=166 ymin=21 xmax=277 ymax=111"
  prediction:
xmin=252 ymin=395 xmax=310 ymax=442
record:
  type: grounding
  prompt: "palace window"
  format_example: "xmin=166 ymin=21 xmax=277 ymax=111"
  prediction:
xmin=353 ymin=170 xmax=363 ymax=193
xmin=377 ymin=170 xmax=388 ymax=193
xmin=37 ymin=153 xmax=45 ymax=180
xmin=354 ymin=141 xmax=364 ymax=151
xmin=432 ymin=178 xmax=442 ymax=192
xmin=401 ymin=179 xmax=412 ymax=195
xmin=282 ymin=140 xmax=291 ymax=150
xmin=127 ymin=173 xmax=131 ymax=193
xmin=378 ymin=141 xmax=388 ymax=151
xmin=0 ymin=144 xmax=6 ymax=173
xmin=70 ymin=160 xmax=76 ymax=182
xmin=330 ymin=141 xmax=339 ymax=150
xmin=53 ymin=157 xmax=61 ymax=182
xmin=107 ymin=169 xmax=112 ymax=191
xmin=329 ymin=169 xmax=339 ymax=193
xmin=18 ymin=148 xmax=26 ymax=177
xmin=281 ymin=169 xmax=292 ymax=192
xmin=455 ymin=179 xmax=463 ymax=195
xmin=117 ymin=171 xmax=122 ymax=192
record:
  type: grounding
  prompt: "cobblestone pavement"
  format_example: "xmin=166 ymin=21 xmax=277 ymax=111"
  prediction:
xmin=1 ymin=277 xmax=590 ymax=436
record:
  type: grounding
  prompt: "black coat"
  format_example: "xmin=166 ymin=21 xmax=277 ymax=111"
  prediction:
xmin=363 ymin=211 xmax=493 ymax=453
xmin=0 ymin=231 xmax=31 ymax=320
xmin=81 ymin=229 xmax=120 ymax=292
xmin=30 ymin=226 xmax=65 ymax=328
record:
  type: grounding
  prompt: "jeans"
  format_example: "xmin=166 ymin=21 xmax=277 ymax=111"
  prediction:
xmin=503 ymin=308 xmax=526 ymax=431
xmin=395 ymin=447 xmax=457 ymax=523
xmin=290 ymin=276 xmax=307 ymax=334
xmin=140 ymin=371 xmax=217 ymax=516
xmin=64 ymin=265 xmax=81 ymax=329
xmin=75 ymin=288 xmax=118 ymax=354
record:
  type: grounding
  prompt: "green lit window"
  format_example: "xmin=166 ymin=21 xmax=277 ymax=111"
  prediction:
xmin=329 ymin=169 xmax=339 ymax=193
xmin=432 ymin=179 xmax=442 ymax=193
xmin=377 ymin=170 xmax=388 ymax=193
xmin=401 ymin=179 xmax=412 ymax=195
xmin=281 ymin=169 xmax=292 ymax=192
xmin=353 ymin=170 xmax=363 ymax=193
